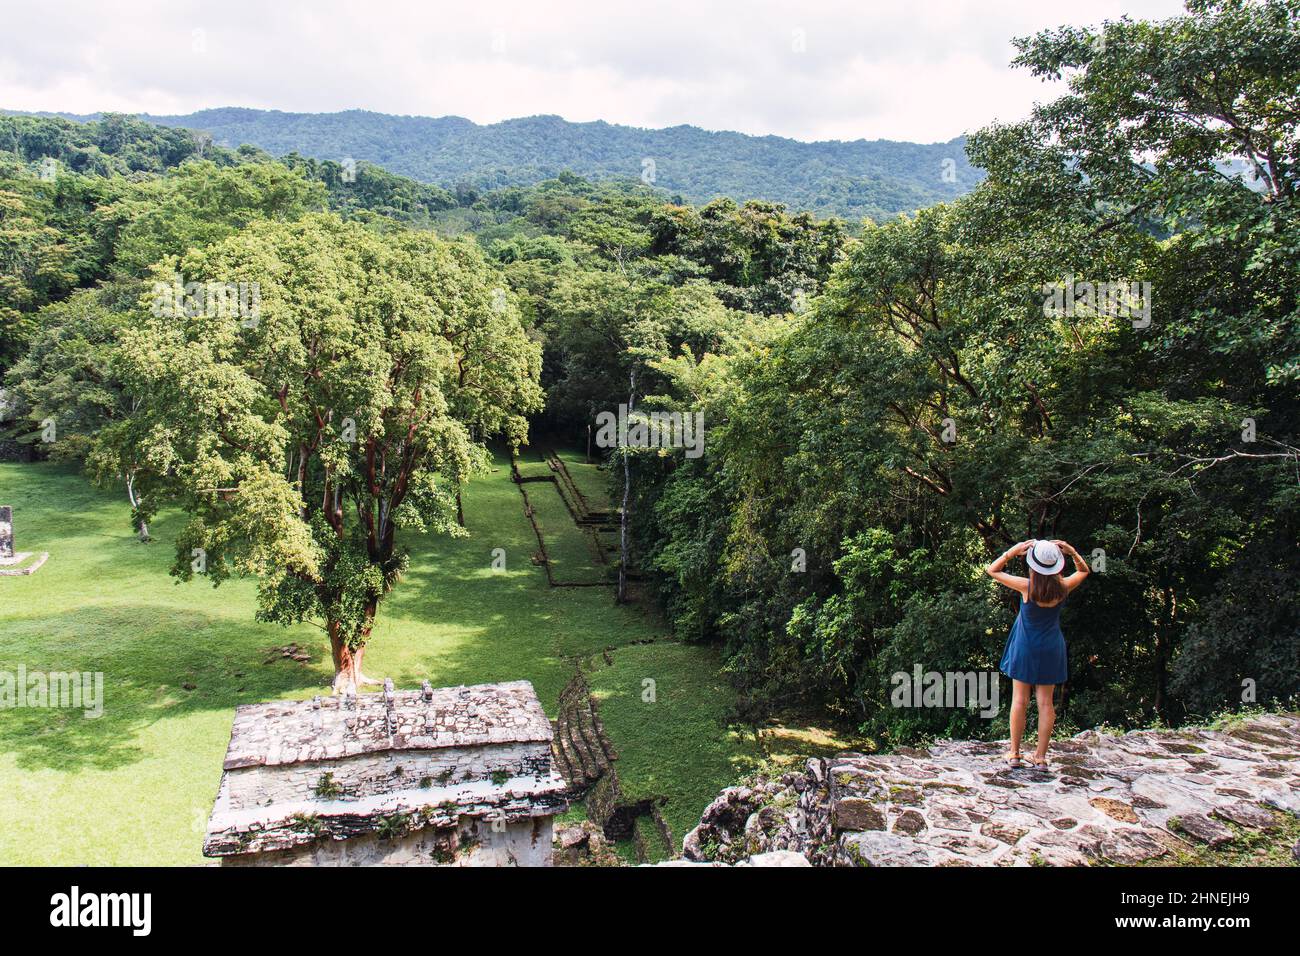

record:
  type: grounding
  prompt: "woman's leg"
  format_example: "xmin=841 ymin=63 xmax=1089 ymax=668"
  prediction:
xmin=1033 ymin=684 xmax=1056 ymax=762
xmin=1008 ymin=680 xmax=1031 ymax=758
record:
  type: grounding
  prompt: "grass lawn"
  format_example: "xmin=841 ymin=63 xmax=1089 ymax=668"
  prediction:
xmin=551 ymin=446 xmax=613 ymax=512
xmin=0 ymin=452 xmax=768 ymax=865
xmin=586 ymin=642 xmax=764 ymax=844
xmin=524 ymin=479 xmax=608 ymax=585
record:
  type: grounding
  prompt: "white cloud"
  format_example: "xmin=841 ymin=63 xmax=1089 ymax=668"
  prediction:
xmin=0 ymin=0 xmax=1189 ymax=142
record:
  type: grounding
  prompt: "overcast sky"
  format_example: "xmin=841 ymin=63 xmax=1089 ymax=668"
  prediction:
xmin=1 ymin=0 xmax=1188 ymax=143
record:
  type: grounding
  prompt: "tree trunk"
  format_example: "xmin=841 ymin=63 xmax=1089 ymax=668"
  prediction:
xmin=327 ymin=605 xmax=383 ymax=695
xmin=617 ymin=450 xmax=630 ymax=603
xmin=617 ymin=367 xmax=638 ymax=605
xmin=353 ymin=642 xmax=380 ymax=687
xmin=456 ymin=489 xmax=465 ymax=528
xmin=126 ymin=473 xmax=149 ymax=542
xmin=1154 ymin=585 xmax=1174 ymax=720
xmin=329 ymin=620 xmax=361 ymax=695
xmin=1153 ymin=628 xmax=1167 ymax=719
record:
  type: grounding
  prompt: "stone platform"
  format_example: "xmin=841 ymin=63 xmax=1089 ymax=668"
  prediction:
xmin=204 ymin=680 xmax=569 ymax=866
xmin=683 ymin=713 xmax=1300 ymax=866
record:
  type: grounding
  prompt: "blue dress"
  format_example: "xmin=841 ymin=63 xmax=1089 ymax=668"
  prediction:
xmin=999 ymin=597 xmax=1068 ymax=685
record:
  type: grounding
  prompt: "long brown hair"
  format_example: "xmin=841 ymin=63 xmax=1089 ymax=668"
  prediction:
xmin=1029 ymin=569 xmax=1066 ymax=607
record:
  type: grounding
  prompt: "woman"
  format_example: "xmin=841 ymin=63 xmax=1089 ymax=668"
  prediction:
xmin=985 ymin=538 xmax=1090 ymax=770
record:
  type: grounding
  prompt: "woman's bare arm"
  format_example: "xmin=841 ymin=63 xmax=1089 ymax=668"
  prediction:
xmin=985 ymin=541 xmax=1031 ymax=594
xmin=1055 ymin=540 xmax=1091 ymax=592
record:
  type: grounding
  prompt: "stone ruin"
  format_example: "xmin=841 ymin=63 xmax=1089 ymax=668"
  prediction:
xmin=203 ymin=679 xmax=569 ymax=866
xmin=682 ymin=712 xmax=1300 ymax=866
xmin=0 ymin=505 xmax=48 ymax=576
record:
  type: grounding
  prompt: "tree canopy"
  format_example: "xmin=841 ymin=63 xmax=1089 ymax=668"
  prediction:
xmin=115 ymin=215 xmax=541 ymax=691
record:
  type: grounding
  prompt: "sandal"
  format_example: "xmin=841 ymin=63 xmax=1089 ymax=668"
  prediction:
xmin=1004 ymin=753 xmax=1025 ymax=769
xmin=1028 ymin=759 xmax=1049 ymax=772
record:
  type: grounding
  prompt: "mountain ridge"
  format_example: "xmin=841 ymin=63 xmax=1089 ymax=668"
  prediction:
xmin=7 ymin=106 xmax=982 ymax=220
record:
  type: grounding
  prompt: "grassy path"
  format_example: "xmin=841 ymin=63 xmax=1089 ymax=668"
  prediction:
xmin=0 ymin=454 xmax=759 ymax=864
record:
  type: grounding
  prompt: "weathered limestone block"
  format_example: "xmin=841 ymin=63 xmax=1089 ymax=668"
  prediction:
xmin=980 ymin=822 xmax=1028 ymax=845
xmin=680 ymin=785 xmax=766 ymax=862
xmin=893 ymin=808 xmax=927 ymax=835
xmin=222 ymin=813 xmax=553 ymax=867
xmin=1095 ymin=828 xmax=1169 ymax=864
xmin=840 ymin=829 xmax=936 ymax=866
xmin=1172 ymin=812 xmax=1234 ymax=847
xmin=1212 ymin=801 xmax=1279 ymax=830
xmin=1089 ymin=797 xmax=1140 ymax=823
xmin=204 ymin=680 xmax=568 ymax=866
xmin=833 ymin=797 xmax=885 ymax=831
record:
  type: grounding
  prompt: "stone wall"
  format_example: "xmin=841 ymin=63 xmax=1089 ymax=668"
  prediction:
xmin=223 ymin=814 xmax=553 ymax=867
xmin=225 ymin=741 xmax=551 ymax=810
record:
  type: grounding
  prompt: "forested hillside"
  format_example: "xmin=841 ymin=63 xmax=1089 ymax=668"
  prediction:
xmin=12 ymin=107 xmax=981 ymax=221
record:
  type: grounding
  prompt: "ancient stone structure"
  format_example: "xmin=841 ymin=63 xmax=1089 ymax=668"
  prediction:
xmin=550 ymin=821 xmax=811 ymax=867
xmin=683 ymin=713 xmax=1300 ymax=866
xmin=204 ymin=679 xmax=568 ymax=866
xmin=0 ymin=505 xmax=48 ymax=575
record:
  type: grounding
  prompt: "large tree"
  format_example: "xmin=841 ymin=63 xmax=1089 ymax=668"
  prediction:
xmin=117 ymin=214 xmax=542 ymax=692
xmin=4 ymin=157 xmax=329 ymax=540
xmin=3 ymin=287 xmax=157 ymax=539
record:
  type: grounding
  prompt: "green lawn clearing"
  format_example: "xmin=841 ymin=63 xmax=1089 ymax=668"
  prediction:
xmin=0 ymin=452 xmax=766 ymax=864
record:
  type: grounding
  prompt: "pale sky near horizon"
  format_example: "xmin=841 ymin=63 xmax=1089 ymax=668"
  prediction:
xmin=0 ymin=0 xmax=1188 ymax=143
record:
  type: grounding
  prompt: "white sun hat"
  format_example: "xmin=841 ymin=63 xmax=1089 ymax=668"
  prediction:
xmin=1026 ymin=539 xmax=1065 ymax=575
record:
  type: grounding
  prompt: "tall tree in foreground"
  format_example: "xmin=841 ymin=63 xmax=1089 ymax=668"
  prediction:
xmin=117 ymin=214 xmax=542 ymax=692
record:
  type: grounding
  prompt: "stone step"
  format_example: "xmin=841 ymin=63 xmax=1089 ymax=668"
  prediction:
xmin=542 ymin=452 xmax=588 ymax=512
xmin=578 ymin=703 xmax=611 ymax=773
xmin=570 ymin=702 xmax=609 ymax=773
xmin=552 ymin=671 xmax=618 ymax=794
xmin=549 ymin=719 xmax=575 ymax=782
xmin=563 ymin=710 xmax=602 ymax=783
